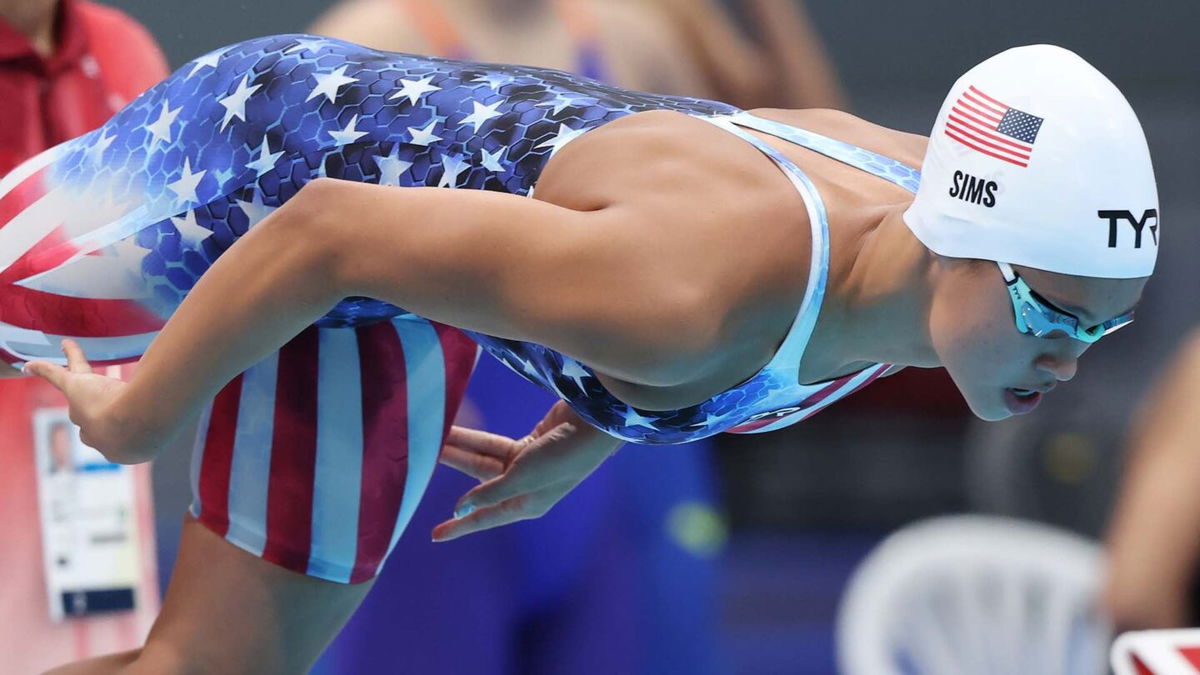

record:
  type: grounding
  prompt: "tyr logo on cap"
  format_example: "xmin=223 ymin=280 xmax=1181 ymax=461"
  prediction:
xmin=1098 ymin=209 xmax=1158 ymax=248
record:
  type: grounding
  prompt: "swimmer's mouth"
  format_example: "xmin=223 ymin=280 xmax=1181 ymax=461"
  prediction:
xmin=1003 ymin=385 xmax=1053 ymax=414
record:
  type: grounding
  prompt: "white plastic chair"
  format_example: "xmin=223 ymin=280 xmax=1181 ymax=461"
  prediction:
xmin=836 ymin=515 xmax=1110 ymax=675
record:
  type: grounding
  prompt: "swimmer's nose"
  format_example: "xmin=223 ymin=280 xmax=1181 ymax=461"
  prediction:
xmin=1035 ymin=353 xmax=1077 ymax=382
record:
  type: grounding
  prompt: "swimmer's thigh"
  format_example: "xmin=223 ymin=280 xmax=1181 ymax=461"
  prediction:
xmin=91 ymin=317 xmax=471 ymax=673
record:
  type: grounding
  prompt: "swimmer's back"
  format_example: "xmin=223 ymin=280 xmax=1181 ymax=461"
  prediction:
xmin=528 ymin=107 xmax=926 ymax=409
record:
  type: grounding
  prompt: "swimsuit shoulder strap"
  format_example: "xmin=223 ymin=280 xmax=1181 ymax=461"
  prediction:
xmin=697 ymin=115 xmax=830 ymax=370
xmin=728 ymin=111 xmax=922 ymax=194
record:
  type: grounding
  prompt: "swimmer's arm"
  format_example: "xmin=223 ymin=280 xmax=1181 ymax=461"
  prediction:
xmin=102 ymin=178 xmax=696 ymax=459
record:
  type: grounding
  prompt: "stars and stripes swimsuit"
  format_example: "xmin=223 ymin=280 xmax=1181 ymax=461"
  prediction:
xmin=0 ymin=35 xmax=920 ymax=582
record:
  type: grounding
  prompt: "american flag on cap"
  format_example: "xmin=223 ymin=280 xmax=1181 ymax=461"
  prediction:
xmin=945 ymin=84 xmax=1044 ymax=168
xmin=1111 ymin=629 xmax=1200 ymax=675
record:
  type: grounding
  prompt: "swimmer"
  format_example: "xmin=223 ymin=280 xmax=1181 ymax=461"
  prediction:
xmin=0 ymin=36 xmax=1155 ymax=672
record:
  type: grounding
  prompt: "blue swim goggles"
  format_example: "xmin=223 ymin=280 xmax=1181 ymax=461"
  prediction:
xmin=997 ymin=262 xmax=1134 ymax=343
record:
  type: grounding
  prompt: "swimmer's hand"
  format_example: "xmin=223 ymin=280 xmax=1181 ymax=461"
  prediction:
xmin=23 ymin=340 xmax=156 ymax=465
xmin=433 ymin=400 xmax=623 ymax=541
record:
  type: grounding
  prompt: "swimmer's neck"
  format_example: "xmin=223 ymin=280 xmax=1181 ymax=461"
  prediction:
xmin=0 ymin=0 xmax=58 ymax=57
xmin=802 ymin=204 xmax=940 ymax=378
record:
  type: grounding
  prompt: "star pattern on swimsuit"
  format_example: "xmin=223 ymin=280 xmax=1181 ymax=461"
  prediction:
xmin=53 ymin=34 xmax=889 ymax=442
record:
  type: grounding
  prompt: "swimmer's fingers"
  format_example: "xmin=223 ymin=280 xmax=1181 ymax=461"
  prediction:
xmin=451 ymin=422 xmax=581 ymax=512
xmin=438 ymin=426 xmax=524 ymax=480
xmin=435 ymin=422 xmax=621 ymax=543
xmin=62 ymin=339 xmax=94 ymax=374
xmin=438 ymin=444 xmax=507 ymax=481
xmin=431 ymin=483 xmax=571 ymax=542
xmin=24 ymin=339 xmax=93 ymax=388
xmin=23 ymin=359 xmax=71 ymax=390
xmin=445 ymin=426 xmax=521 ymax=460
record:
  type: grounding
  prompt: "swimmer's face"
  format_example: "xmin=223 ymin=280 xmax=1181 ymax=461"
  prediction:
xmin=929 ymin=258 xmax=1146 ymax=420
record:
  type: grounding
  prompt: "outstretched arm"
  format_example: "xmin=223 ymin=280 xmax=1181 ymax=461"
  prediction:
xmin=27 ymin=178 xmax=695 ymax=462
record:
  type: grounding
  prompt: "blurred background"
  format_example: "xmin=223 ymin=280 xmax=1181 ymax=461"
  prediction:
xmin=3 ymin=0 xmax=1197 ymax=673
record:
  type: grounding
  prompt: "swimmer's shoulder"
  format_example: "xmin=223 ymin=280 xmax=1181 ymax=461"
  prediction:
xmin=748 ymin=107 xmax=929 ymax=170
xmin=535 ymin=110 xmax=818 ymax=396
xmin=537 ymin=110 xmax=803 ymax=216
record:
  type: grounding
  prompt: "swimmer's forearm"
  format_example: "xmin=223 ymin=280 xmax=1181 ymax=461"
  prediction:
xmin=116 ymin=193 xmax=345 ymax=446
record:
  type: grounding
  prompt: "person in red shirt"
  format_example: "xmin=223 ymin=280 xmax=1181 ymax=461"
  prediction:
xmin=0 ymin=1 xmax=167 ymax=671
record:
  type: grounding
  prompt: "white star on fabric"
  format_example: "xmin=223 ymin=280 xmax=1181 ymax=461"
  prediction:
xmin=535 ymin=124 xmax=587 ymax=157
xmin=87 ymin=129 xmax=116 ymax=164
xmin=374 ymin=146 xmax=412 ymax=186
xmin=167 ymin=158 xmax=206 ymax=204
xmin=689 ymin=411 xmax=731 ymax=429
xmin=219 ymin=75 xmax=262 ymax=131
xmin=538 ymin=92 xmax=597 ymax=116
xmin=516 ymin=356 xmax=540 ymax=378
xmin=235 ymin=190 xmax=279 ymax=228
xmin=171 ymin=209 xmax=211 ymax=247
xmin=328 ymin=114 xmax=368 ymax=146
xmin=460 ymin=100 xmax=503 ymax=132
xmin=471 ymin=72 xmax=515 ymax=90
xmin=285 ymin=37 xmax=327 ymax=56
xmin=559 ymin=359 xmax=591 ymax=390
xmin=146 ymin=100 xmax=182 ymax=152
xmin=306 ymin=66 xmax=358 ymax=104
xmin=438 ymin=154 xmax=469 ymax=188
xmin=389 ymin=76 xmax=441 ymax=106
xmin=406 ymin=119 xmax=442 ymax=146
xmin=245 ymin=138 xmax=284 ymax=177
xmin=480 ymin=146 xmax=507 ymax=173
xmin=187 ymin=49 xmax=223 ymax=78
xmin=620 ymin=406 xmax=658 ymax=430
xmin=18 ymin=237 xmax=151 ymax=300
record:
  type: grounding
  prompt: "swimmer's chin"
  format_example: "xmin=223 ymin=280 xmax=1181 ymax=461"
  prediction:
xmin=963 ymin=396 xmax=1014 ymax=422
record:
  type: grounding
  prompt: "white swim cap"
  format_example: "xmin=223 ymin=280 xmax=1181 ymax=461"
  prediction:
xmin=904 ymin=45 xmax=1158 ymax=278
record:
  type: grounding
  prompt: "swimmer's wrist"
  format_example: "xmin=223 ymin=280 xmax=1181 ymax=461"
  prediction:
xmin=109 ymin=379 xmax=181 ymax=462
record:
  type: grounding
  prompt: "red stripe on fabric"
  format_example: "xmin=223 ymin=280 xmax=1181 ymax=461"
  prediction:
xmin=0 ymin=216 xmax=164 ymax=336
xmin=1179 ymin=646 xmax=1200 ymax=668
xmin=955 ymin=98 xmax=1003 ymax=126
xmin=949 ymin=107 xmax=1001 ymax=137
xmin=350 ymin=321 xmax=410 ymax=583
xmin=196 ymin=375 xmax=244 ymax=538
xmin=944 ymin=129 xmax=1029 ymax=167
xmin=946 ymin=121 xmax=1030 ymax=160
xmin=959 ymin=92 xmax=1004 ymax=120
xmin=844 ymin=365 xmax=890 ymax=398
xmin=0 ymin=284 xmax=164 ymax=335
xmin=0 ymin=166 xmax=49 ymax=229
xmin=726 ymin=416 xmax=779 ymax=433
xmin=434 ymin=323 xmax=478 ymax=435
xmin=967 ymin=85 xmax=1011 ymax=111
xmin=947 ymin=112 xmax=1032 ymax=153
xmin=798 ymin=373 xmax=858 ymax=409
xmin=261 ymin=327 xmax=321 ymax=572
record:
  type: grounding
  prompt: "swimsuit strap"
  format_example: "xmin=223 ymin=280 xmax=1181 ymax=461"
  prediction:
xmin=728 ymin=111 xmax=922 ymax=194
xmin=698 ymin=115 xmax=831 ymax=370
